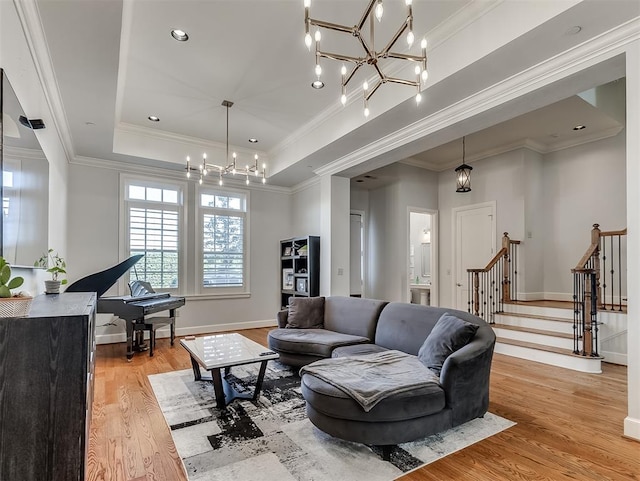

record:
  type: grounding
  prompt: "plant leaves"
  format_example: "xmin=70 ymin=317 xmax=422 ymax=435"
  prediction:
xmin=0 ymin=286 xmax=11 ymax=298
xmin=0 ymin=265 xmax=10 ymax=285
xmin=7 ymin=277 xmax=24 ymax=289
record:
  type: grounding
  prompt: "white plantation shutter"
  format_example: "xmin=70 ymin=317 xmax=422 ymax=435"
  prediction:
xmin=124 ymin=180 xmax=182 ymax=291
xmin=129 ymin=207 xmax=179 ymax=288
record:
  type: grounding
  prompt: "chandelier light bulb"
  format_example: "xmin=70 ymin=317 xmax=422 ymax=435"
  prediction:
xmin=246 ymin=176 xmax=250 ymax=185
xmin=407 ymin=30 xmax=414 ymax=45
xmin=232 ymin=168 xmax=236 ymax=175
xmin=405 ymin=0 xmax=412 ymax=5
xmin=363 ymin=80 xmax=369 ymax=91
xmin=341 ymin=64 xmax=347 ymax=76
xmin=186 ymin=171 xmax=191 ymax=179
xmin=304 ymin=0 xmax=310 ymax=7
xmin=203 ymin=168 xmax=207 ymax=176
xmin=422 ymin=69 xmax=428 ymax=81
xmin=315 ymin=64 xmax=322 ymax=76
xmin=263 ymin=163 xmax=266 ymax=169
xmin=341 ymin=93 xmax=347 ymax=105
xmin=364 ymin=106 xmax=370 ymax=118
xmin=421 ymin=38 xmax=427 ymax=49
xmin=315 ymin=29 xmax=321 ymax=42
xmin=262 ymin=177 xmax=266 ymax=184
xmin=219 ymin=179 xmax=223 ymax=186
xmin=186 ymin=155 xmax=190 ymax=162
xmin=375 ymin=0 xmax=383 ymax=21
xmin=305 ymin=33 xmax=312 ymax=49
xmin=414 ymin=65 xmax=421 ymax=75
xmin=416 ymin=92 xmax=422 ymax=104
xmin=199 ymin=177 xmax=203 ymax=185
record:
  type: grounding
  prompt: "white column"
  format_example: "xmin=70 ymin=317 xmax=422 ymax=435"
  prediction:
xmin=320 ymin=174 xmax=350 ymax=296
xmin=625 ymin=40 xmax=640 ymax=441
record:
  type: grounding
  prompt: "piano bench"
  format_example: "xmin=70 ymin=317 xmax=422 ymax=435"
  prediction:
xmin=136 ymin=316 xmax=176 ymax=357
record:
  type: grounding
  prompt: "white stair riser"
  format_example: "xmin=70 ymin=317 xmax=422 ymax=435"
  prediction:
xmin=495 ymin=343 xmax=601 ymax=373
xmin=495 ymin=314 xmax=574 ymax=334
xmin=502 ymin=304 xmax=574 ymax=319
xmin=493 ymin=328 xmax=574 ymax=350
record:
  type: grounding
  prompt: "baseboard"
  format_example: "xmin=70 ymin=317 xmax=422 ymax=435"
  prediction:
xmin=601 ymin=351 xmax=628 ymax=366
xmin=624 ymin=417 xmax=640 ymax=442
xmin=541 ymin=292 xmax=574 ymax=302
xmin=515 ymin=292 xmax=545 ymax=301
xmin=95 ymin=319 xmax=278 ymax=345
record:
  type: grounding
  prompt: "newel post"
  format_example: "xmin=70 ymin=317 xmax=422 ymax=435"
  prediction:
xmin=502 ymin=232 xmax=511 ymax=303
xmin=473 ymin=272 xmax=480 ymax=316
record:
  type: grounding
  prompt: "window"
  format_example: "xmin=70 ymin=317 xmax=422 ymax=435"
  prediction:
xmin=124 ymin=179 xmax=182 ymax=290
xmin=199 ymin=189 xmax=247 ymax=290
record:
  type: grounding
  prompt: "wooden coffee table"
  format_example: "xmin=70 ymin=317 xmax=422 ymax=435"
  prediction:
xmin=180 ymin=333 xmax=279 ymax=408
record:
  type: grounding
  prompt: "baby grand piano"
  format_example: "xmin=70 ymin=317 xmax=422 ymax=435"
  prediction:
xmin=66 ymin=255 xmax=185 ymax=360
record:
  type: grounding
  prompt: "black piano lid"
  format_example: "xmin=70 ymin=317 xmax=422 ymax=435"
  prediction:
xmin=66 ymin=254 xmax=144 ymax=298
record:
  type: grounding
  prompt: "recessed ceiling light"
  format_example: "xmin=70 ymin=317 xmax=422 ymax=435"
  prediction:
xmin=148 ymin=116 xmax=160 ymax=122
xmin=573 ymin=125 xmax=586 ymax=131
xmin=311 ymin=80 xmax=325 ymax=89
xmin=356 ymin=179 xmax=364 ymax=183
xmin=171 ymin=29 xmax=189 ymax=41
xmin=566 ymin=25 xmax=582 ymax=36
xmin=248 ymin=138 xmax=258 ymax=143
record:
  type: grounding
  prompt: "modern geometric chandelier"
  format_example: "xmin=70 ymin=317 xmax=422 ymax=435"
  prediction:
xmin=304 ymin=0 xmax=428 ymax=117
xmin=185 ymin=100 xmax=266 ymax=186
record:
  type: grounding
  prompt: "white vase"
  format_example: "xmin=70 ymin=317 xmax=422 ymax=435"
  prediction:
xmin=44 ymin=280 xmax=61 ymax=294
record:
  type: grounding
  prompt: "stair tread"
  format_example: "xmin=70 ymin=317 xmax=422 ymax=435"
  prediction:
xmin=496 ymin=337 xmax=603 ymax=359
xmin=498 ymin=311 xmax=573 ymax=323
xmin=492 ymin=323 xmax=573 ymax=339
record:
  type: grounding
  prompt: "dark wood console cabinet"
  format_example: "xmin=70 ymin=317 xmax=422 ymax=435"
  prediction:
xmin=0 ymin=292 xmax=97 ymax=481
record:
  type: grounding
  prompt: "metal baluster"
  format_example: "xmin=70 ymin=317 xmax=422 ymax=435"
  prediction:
xmin=467 ymin=271 xmax=471 ymax=314
xmin=572 ymin=271 xmax=579 ymax=354
xmin=618 ymin=234 xmax=623 ymax=311
xmin=590 ymin=272 xmax=599 ymax=357
xmin=601 ymin=236 xmax=607 ymax=310
xmin=610 ymin=235 xmax=615 ymax=311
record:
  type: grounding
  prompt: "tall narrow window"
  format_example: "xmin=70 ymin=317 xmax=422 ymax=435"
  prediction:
xmin=124 ymin=180 xmax=182 ymax=290
xmin=199 ymin=189 xmax=247 ymax=290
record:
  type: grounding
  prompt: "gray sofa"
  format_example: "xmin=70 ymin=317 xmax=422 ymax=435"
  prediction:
xmin=267 ymin=296 xmax=495 ymax=452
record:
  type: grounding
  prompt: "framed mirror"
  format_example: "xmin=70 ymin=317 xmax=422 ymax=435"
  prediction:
xmin=1 ymin=69 xmax=49 ymax=266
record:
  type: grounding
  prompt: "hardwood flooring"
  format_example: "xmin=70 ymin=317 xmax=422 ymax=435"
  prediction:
xmin=87 ymin=329 xmax=639 ymax=481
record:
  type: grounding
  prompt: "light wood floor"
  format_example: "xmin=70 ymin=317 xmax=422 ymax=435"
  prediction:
xmin=87 ymin=329 xmax=640 ymax=481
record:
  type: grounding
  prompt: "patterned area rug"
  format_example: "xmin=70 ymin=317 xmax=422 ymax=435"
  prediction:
xmin=148 ymin=362 xmax=514 ymax=481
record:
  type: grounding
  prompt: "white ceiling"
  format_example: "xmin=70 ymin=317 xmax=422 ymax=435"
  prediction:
xmin=29 ymin=0 xmax=639 ymax=188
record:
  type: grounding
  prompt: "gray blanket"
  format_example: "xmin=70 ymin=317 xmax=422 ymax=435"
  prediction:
xmin=300 ymin=350 xmax=440 ymax=412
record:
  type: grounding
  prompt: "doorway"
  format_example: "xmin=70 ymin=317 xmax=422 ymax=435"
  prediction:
xmin=349 ymin=211 xmax=365 ymax=297
xmin=452 ymin=201 xmax=496 ymax=311
xmin=408 ymin=208 xmax=437 ymax=306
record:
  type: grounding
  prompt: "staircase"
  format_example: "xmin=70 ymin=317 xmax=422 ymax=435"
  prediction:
xmin=493 ymin=302 xmax=603 ymax=374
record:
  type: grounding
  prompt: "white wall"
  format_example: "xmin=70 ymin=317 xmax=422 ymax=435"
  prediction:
xmin=291 ymin=180 xmax=321 ymax=237
xmin=367 ymin=163 xmax=438 ymax=301
xmin=542 ymin=132 xmax=627 ymax=299
xmin=522 ymin=149 xmax=545 ymax=297
xmin=67 ymin=162 xmax=291 ymax=342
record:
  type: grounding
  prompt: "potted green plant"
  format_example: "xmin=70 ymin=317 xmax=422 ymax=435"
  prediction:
xmin=0 ymin=256 xmax=32 ymax=317
xmin=34 ymin=248 xmax=67 ymax=294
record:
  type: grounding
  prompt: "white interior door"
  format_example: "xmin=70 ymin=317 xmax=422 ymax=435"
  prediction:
xmin=349 ymin=212 xmax=363 ymax=297
xmin=454 ymin=202 xmax=496 ymax=310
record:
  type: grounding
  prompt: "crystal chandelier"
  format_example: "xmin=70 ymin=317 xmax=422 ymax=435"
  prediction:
xmin=185 ymin=100 xmax=266 ymax=186
xmin=304 ymin=0 xmax=428 ymax=117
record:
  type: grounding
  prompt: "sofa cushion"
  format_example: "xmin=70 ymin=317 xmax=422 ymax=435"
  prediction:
xmin=418 ymin=313 xmax=479 ymax=375
xmin=332 ymin=343 xmax=388 ymax=358
xmin=301 ymin=369 xmax=445 ymax=422
xmin=323 ymin=296 xmax=388 ymax=340
xmin=286 ymin=296 xmax=325 ymax=329
xmin=268 ymin=328 xmax=370 ymax=358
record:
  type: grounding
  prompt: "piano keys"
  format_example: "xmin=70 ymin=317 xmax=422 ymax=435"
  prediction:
xmin=66 ymin=255 xmax=185 ymax=360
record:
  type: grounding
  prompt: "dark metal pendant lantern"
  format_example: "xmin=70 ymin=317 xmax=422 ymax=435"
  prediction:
xmin=455 ymin=136 xmax=472 ymax=193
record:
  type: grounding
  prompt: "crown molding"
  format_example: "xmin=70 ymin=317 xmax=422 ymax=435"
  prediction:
xmin=545 ymin=125 xmax=624 ymax=153
xmin=290 ymin=175 xmax=321 ymax=195
xmin=3 ymin=145 xmax=48 ymax=161
xmin=314 ymin=18 xmax=640 ymax=178
xmin=12 ymin=0 xmax=75 ymax=163
xmin=71 ymin=154 xmax=289 ymax=194
xmin=115 ymin=122 xmax=269 ymax=159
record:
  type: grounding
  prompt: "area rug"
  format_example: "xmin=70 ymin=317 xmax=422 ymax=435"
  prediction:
xmin=148 ymin=362 xmax=514 ymax=481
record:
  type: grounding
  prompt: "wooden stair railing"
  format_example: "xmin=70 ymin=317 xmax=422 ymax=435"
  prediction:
xmin=467 ymin=232 xmax=520 ymax=324
xmin=572 ymin=224 xmax=626 ymax=357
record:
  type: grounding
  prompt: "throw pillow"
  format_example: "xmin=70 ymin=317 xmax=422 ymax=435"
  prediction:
xmin=418 ymin=313 xmax=479 ymax=375
xmin=286 ymin=296 xmax=325 ymax=329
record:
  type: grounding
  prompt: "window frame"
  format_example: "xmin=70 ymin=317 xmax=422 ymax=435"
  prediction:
xmin=196 ymin=185 xmax=250 ymax=295
xmin=120 ymin=174 xmax=186 ymax=295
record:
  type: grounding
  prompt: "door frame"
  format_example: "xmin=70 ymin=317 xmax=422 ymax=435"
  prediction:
xmin=350 ymin=209 xmax=367 ymax=298
xmin=407 ymin=207 xmax=438 ymax=306
xmin=452 ymin=201 xmax=496 ymax=310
